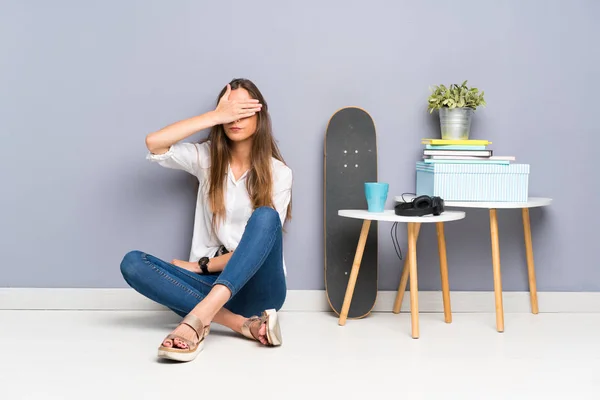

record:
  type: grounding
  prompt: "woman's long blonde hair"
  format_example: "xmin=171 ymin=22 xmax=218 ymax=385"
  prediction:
xmin=201 ymin=78 xmax=291 ymax=229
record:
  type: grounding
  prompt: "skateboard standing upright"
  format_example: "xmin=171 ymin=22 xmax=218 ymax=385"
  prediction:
xmin=324 ymin=106 xmax=378 ymax=319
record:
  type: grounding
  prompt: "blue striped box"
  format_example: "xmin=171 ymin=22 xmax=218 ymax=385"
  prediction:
xmin=416 ymin=162 xmax=530 ymax=202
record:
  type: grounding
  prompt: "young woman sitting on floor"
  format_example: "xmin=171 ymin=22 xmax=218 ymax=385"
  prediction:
xmin=120 ymin=78 xmax=293 ymax=362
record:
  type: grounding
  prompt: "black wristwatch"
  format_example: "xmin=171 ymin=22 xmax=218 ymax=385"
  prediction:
xmin=198 ymin=257 xmax=210 ymax=274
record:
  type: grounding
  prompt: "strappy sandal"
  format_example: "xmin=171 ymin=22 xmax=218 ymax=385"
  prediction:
xmin=157 ymin=314 xmax=210 ymax=362
xmin=241 ymin=309 xmax=282 ymax=346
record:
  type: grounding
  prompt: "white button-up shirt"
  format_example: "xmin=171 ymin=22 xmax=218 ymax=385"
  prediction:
xmin=147 ymin=141 xmax=292 ymax=275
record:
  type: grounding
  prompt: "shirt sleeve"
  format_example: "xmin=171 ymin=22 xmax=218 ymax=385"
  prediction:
xmin=272 ymin=164 xmax=293 ymax=225
xmin=146 ymin=142 xmax=208 ymax=176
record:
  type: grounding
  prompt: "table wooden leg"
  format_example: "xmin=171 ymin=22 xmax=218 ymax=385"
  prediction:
xmin=436 ymin=222 xmax=452 ymax=323
xmin=393 ymin=223 xmax=421 ymax=314
xmin=408 ymin=222 xmax=419 ymax=338
xmin=489 ymin=209 xmax=504 ymax=332
xmin=338 ymin=219 xmax=371 ymax=326
xmin=522 ymin=208 xmax=539 ymax=314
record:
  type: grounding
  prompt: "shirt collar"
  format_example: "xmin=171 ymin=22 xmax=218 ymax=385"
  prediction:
xmin=226 ymin=164 xmax=249 ymax=186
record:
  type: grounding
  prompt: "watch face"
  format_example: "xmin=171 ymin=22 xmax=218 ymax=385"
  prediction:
xmin=199 ymin=257 xmax=209 ymax=266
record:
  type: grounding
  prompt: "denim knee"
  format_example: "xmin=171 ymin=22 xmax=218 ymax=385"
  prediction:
xmin=120 ymin=250 xmax=144 ymax=283
xmin=249 ymin=206 xmax=281 ymax=230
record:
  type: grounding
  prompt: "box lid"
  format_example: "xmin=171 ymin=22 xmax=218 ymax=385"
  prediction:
xmin=416 ymin=161 xmax=530 ymax=174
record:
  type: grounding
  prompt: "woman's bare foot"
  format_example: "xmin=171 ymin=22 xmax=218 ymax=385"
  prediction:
xmin=159 ymin=285 xmax=231 ymax=356
xmin=162 ymin=316 xmax=209 ymax=349
xmin=245 ymin=317 xmax=269 ymax=345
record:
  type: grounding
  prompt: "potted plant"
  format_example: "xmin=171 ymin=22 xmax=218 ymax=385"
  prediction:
xmin=427 ymin=80 xmax=486 ymax=140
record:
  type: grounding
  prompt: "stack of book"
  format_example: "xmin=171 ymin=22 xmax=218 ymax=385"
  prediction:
xmin=420 ymin=139 xmax=515 ymax=165
xmin=415 ymin=138 xmax=529 ymax=202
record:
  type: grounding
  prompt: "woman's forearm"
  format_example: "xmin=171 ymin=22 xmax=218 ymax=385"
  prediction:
xmin=145 ymin=111 xmax=221 ymax=155
xmin=207 ymin=252 xmax=233 ymax=273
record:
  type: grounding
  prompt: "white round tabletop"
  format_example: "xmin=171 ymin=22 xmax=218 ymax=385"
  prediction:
xmin=394 ymin=196 xmax=552 ymax=209
xmin=338 ymin=209 xmax=466 ymax=223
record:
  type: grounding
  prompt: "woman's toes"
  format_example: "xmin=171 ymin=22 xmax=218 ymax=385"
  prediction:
xmin=174 ymin=338 xmax=188 ymax=349
xmin=246 ymin=319 xmax=269 ymax=344
xmin=259 ymin=323 xmax=268 ymax=344
xmin=163 ymin=339 xmax=173 ymax=348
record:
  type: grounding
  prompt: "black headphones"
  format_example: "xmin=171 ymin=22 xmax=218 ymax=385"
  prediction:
xmin=395 ymin=195 xmax=445 ymax=217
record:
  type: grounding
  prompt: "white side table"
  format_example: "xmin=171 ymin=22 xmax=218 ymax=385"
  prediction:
xmin=337 ymin=209 xmax=466 ymax=338
xmin=394 ymin=196 xmax=552 ymax=333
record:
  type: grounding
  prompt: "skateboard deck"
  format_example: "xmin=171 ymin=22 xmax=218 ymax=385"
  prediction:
xmin=324 ymin=107 xmax=378 ymax=319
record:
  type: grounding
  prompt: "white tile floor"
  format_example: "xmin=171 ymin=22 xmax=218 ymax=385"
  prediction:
xmin=1 ymin=310 xmax=599 ymax=399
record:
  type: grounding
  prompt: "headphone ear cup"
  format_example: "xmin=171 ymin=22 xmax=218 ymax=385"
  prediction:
xmin=413 ymin=195 xmax=432 ymax=210
xmin=431 ymin=196 xmax=444 ymax=215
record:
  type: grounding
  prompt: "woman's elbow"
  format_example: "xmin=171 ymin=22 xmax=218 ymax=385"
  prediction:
xmin=145 ymin=132 xmax=161 ymax=154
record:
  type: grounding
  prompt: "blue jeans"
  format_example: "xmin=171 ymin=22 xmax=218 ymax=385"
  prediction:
xmin=120 ymin=207 xmax=287 ymax=318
